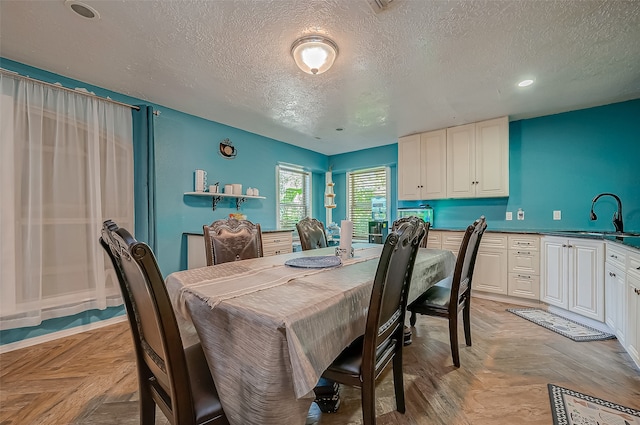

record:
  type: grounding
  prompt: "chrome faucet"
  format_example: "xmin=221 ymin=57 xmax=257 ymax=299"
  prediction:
xmin=590 ymin=193 xmax=624 ymax=233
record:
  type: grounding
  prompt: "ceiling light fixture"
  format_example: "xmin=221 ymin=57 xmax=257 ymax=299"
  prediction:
xmin=518 ymin=79 xmax=534 ymax=87
xmin=65 ymin=0 xmax=100 ymax=19
xmin=291 ymin=36 xmax=338 ymax=75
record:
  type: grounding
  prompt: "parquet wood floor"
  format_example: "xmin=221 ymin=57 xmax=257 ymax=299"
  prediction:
xmin=1 ymin=298 xmax=639 ymax=424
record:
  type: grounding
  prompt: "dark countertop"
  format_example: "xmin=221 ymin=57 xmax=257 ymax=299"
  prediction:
xmin=184 ymin=229 xmax=292 ymax=236
xmin=430 ymin=227 xmax=640 ymax=252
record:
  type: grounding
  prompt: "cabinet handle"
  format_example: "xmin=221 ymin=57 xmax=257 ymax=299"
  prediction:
xmin=609 ymin=271 xmax=616 ymax=277
xmin=517 ymin=274 xmax=531 ymax=279
xmin=636 ymin=288 xmax=640 ymax=295
xmin=637 ymin=266 xmax=640 ymax=270
xmin=517 ymin=251 xmax=531 ymax=255
xmin=517 ymin=243 xmax=532 ymax=246
xmin=567 ymin=244 xmax=573 ymax=248
xmin=610 ymin=254 xmax=618 ymax=259
xmin=562 ymin=244 xmax=567 ymax=247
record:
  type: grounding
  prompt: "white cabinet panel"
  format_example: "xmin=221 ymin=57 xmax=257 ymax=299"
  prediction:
xmin=398 ymin=130 xmax=446 ymax=200
xmin=541 ymin=236 xmax=604 ymax=322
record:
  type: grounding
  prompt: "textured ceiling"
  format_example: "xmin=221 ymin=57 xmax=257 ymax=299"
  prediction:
xmin=1 ymin=0 xmax=639 ymax=155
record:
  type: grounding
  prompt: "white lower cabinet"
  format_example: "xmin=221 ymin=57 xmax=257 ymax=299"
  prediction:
xmin=604 ymin=243 xmax=627 ymax=343
xmin=473 ymin=233 xmax=508 ymax=295
xmin=626 ymin=252 xmax=640 ymax=367
xmin=508 ymin=235 xmax=540 ymax=300
xmin=541 ymin=236 xmax=605 ymax=322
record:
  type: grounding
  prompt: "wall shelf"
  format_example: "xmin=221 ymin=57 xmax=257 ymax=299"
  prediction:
xmin=184 ymin=191 xmax=266 ymax=211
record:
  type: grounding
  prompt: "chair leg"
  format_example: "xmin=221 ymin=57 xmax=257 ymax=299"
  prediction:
xmin=361 ymin=377 xmax=377 ymax=425
xmin=449 ymin=315 xmax=460 ymax=368
xmin=392 ymin=352 xmax=406 ymax=413
xmin=139 ymin=386 xmax=156 ymax=425
xmin=463 ymin=303 xmax=472 ymax=347
xmin=409 ymin=310 xmax=417 ymax=326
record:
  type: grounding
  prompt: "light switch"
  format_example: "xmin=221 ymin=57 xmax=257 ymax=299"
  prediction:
xmin=506 ymin=211 xmax=513 ymax=221
xmin=553 ymin=210 xmax=562 ymax=220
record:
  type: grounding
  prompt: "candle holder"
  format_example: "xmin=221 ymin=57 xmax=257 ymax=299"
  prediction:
xmin=335 ymin=246 xmax=354 ymax=260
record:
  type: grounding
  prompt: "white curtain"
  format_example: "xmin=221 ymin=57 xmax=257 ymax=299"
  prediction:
xmin=0 ymin=74 xmax=134 ymax=330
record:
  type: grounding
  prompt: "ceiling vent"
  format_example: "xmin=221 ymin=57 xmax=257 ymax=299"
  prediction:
xmin=367 ymin=0 xmax=397 ymax=13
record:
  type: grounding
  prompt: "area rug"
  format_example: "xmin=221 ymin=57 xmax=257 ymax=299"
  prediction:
xmin=548 ymin=384 xmax=640 ymax=425
xmin=507 ymin=308 xmax=615 ymax=342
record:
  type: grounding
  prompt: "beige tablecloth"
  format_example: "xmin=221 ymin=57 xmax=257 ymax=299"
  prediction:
xmin=166 ymin=243 xmax=455 ymax=425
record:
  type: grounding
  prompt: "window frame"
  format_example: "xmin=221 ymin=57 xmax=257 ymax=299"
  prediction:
xmin=276 ymin=164 xmax=312 ymax=231
xmin=346 ymin=166 xmax=390 ymax=240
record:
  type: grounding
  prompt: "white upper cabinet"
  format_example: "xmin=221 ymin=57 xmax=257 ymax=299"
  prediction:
xmin=398 ymin=129 xmax=446 ymax=200
xmin=447 ymin=116 xmax=509 ymax=199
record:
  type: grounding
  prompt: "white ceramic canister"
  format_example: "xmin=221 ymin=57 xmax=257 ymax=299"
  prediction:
xmin=232 ymin=184 xmax=242 ymax=195
xmin=224 ymin=184 xmax=234 ymax=194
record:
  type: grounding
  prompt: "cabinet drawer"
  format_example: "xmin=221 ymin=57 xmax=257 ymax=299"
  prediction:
xmin=629 ymin=251 xmax=640 ymax=278
xmin=480 ymin=233 xmax=508 ymax=249
xmin=262 ymin=231 xmax=293 ymax=257
xmin=508 ymin=249 xmax=540 ymax=275
xmin=263 ymin=244 xmax=293 ymax=257
xmin=508 ymin=235 xmax=540 ymax=251
xmin=426 ymin=231 xmax=442 ymax=249
xmin=441 ymin=231 xmax=464 ymax=253
xmin=508 ymin=273 xmax=540 ymax=300
xmin=606 ymin=243 xmax=627 ymax=270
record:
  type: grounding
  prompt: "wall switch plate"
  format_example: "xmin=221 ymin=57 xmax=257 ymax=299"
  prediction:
xmin=517 ymin=208 xmax=525 ymax=220
xmin=506 ymin=211 xmax=513 ymax=221
xmin=553 ymin=210 xmax=562 ymax=220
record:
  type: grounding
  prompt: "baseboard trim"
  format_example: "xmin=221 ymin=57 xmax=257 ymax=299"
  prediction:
xmin=0 ymin=316 xmax=127 ymax=354
xmin=472 ymin=291 xmax=543 ymax=308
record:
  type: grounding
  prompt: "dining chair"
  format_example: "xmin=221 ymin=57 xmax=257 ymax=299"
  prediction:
xmin=391 ymin=217 xmax=430 ymax=346
xmin=392 ymin=216 xmax=430 ymax=248
xmin=321 ymin=216 xmax=426 ymax=425
xmin=407 ymin=216 xmax=487 ymax=367
xmin=296 ymin=217 xmax=328 ymax=250
xmin=203 ymin=218 xmax=263 ymax=265
xmin=99 ymin=220 xmax=228 ymax=425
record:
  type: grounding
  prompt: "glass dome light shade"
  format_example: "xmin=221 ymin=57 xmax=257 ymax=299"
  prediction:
xmin=291 ymin=36 xmax=338 ymax=75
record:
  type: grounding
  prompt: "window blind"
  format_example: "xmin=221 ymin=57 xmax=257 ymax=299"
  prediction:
xmin=277 ymin=165 xmax=311 ymax=230
xmin=347 ymin=167 xmax=389 ymax=239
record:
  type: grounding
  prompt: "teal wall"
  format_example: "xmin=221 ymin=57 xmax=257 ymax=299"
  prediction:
xmin=2 ymin=58 xmax=638 ymax=345
xmin=396 ymin=100 xmax=640 ymax=233
xmin=153 ymin=108 xmax=327 ymax=275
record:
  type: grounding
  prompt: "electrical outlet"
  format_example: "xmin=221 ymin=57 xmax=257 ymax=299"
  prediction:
xmin=553 ymin=210 xmax=562 ymax=220
xmin=517 ymin=208 xmax=525 ymax=220
xmin=506 ymin=211 xmax=513 ymax=221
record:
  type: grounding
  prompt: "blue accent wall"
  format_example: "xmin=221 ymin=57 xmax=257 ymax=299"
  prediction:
xmin=396 ymin=100 xmax=640 ymax=233
xmin=2 ymin=58 xmax=638 ymax=345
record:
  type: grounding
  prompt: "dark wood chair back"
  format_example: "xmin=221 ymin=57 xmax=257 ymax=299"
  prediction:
xmin=322 ymin=216 xmax=426 ymax=425
xmin=100 ymin=220 xmax=227 ymax=425
xmin=407 ymin=216 xmax=487 ymax=367
xmin=203 ymin=218 xmax=263 ymax=265
xmin=296 ymin=217 xmax=328 ymax=250
xmin=392 ymin=216 xmax=430 ymax=248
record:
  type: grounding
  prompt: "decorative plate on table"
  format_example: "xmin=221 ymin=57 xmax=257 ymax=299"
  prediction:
xmin=284 ymin=256 xmax=342 ymax=268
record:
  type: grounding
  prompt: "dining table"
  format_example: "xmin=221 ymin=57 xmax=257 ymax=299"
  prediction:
xmin=166 ymin=243 xmax=456 ymax=425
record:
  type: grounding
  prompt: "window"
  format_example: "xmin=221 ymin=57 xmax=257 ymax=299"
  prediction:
xmin=277 ymin=164 xmax=311 ymax=230
xmin=347 ymin=167 xmax=390 ymax=240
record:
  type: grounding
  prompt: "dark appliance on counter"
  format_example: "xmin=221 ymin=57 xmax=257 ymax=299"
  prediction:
xmin=368 ymin=221 xmax=388 ymax=244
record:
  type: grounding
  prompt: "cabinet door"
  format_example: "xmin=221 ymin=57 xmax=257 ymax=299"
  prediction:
xmin=398 ymin=134 xmax=423 ymax=200
xmin=541 ymin=237 xmax=567 ymax=308
xmin=446 ymin=123 xmax=475 ymax=198
xmin=568 ymin=239 xmax=604 ymax=322
xmin=421 ymin=129 xmax=447 ymax=199
xmin=475 ymin=116 xmax=509 ymax=197
xmin=604 ymin=263 xmax=626 ymax=342
xmin=474 ymin=248 xmax=508 ymax=295
xmin=626 ymin=273 xmax=640 ymax=366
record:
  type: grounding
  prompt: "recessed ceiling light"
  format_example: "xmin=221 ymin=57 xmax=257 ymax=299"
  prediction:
xmin=518 ymin=79 xmax=534 ymax=87
xmin=65 ymin=0 xmax=100 ymax=19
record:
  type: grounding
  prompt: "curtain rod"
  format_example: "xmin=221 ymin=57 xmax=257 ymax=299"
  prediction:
xmin=0 ymin=68 xmax=140 ymax=111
